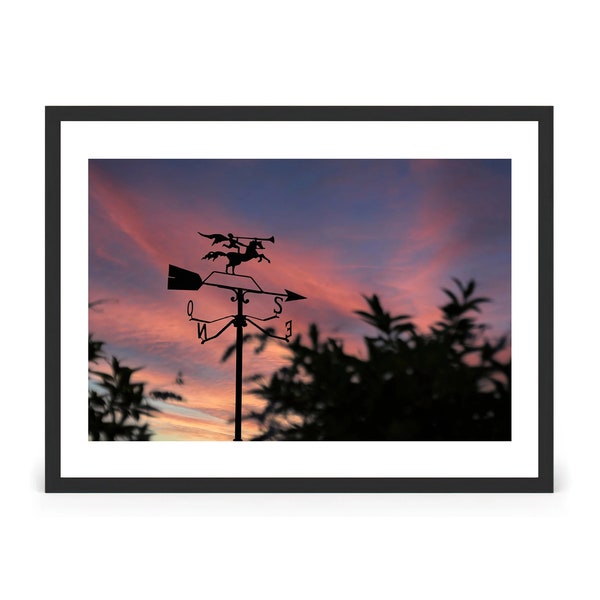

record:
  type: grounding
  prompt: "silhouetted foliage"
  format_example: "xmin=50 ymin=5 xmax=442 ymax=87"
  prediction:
xmin=148 ymin=390 xmax=184 ymax=402
xmin=88 ymin=334 xmax=183 ymax=440
xmin=236 ymin=279 xmax=510 ymax=441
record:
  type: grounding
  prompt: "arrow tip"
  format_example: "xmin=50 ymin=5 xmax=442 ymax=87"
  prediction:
xmin=285 ymin=289 xmax=307 ymax=302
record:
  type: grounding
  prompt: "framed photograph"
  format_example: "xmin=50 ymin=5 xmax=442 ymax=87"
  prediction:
xmin=46 ymin=106 xmax=553 ymax=492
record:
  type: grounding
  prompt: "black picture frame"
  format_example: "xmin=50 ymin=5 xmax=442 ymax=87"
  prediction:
xmin=46 ymin=106 xmax=553 ymax=493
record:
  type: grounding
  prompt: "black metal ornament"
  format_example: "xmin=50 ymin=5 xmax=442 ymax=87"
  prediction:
xmin=168 ymin=232 xmax=306 ymax=441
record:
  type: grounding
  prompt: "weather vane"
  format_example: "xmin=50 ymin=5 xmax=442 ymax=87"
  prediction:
xmin=167 ymin=231 xmax=306 ymax=441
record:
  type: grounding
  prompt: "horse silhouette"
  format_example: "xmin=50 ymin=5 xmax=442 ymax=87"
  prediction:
xmin=202 ymin=239 xmax=271 ymax=274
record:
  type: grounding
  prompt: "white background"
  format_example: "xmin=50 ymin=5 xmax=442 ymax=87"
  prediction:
xmin=0 ymin=2 xmax=596 ymax=599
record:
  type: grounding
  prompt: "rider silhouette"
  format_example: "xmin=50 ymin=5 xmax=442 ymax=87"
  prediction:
xmin=198 ymin=231 xmax=244 ymax=251
xmin=223 ymin=233 xmax=244 ymax=251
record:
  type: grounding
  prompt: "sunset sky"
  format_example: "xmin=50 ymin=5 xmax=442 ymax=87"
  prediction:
xmin=89 ymin=158 xmax=511 ymax=441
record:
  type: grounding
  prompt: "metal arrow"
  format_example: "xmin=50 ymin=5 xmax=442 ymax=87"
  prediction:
xmin=168 ymin=265 xmax=306 ymax=301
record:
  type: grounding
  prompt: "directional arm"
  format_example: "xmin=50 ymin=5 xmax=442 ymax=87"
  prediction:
xmin=245 ymin=317 xmax=291 ymax=342
xmin=244 ymin=314 xmax=280 ymax=322
xmin=199 ymin=318 xmax=235 ymax=343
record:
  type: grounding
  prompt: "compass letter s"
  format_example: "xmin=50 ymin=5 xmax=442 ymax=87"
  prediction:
xmin=273 ymin=296 xmax=283 ymax=315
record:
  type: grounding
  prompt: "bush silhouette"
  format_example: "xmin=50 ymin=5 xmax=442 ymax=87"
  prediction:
xmin=238 ymin=279 xmax=510 ymax=441
xmin=88 ymin=334 xmax=183 ymax=441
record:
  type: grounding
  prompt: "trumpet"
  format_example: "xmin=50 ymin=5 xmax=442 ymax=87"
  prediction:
xmin=236 ymin=235 xmax=275 ymax=244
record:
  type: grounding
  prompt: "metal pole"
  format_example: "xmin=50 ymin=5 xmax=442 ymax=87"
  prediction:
xmin=233 ymin=289 xmax=244 ymax=441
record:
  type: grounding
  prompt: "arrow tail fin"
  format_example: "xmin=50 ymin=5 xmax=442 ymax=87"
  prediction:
xmin=167 ymin=265 xmax=202 ymax=290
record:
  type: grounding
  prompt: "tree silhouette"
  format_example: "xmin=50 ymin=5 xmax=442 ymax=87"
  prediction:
xmin=88 ymin=334 xmax=183 ymax=441
xmin=237 ymin=279 xmax=510 ymax=441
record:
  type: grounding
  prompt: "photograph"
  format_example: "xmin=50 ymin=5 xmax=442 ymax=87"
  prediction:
xmin=88 ymin=158 xmax=512 ymax=444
